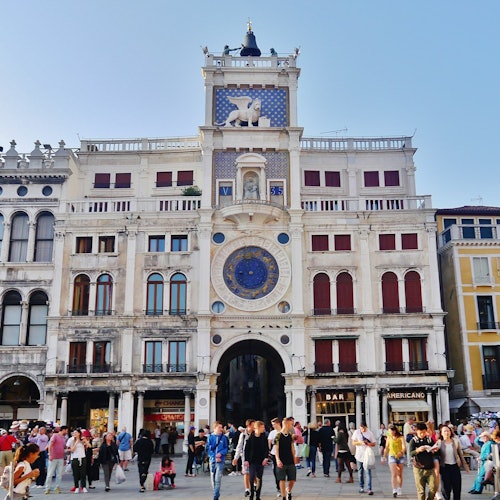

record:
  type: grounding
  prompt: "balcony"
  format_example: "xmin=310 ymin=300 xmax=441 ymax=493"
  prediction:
xmin=477 ymin=321 xmax=500 ymax=331
xmin=385 ymin=361 xmax=429 ymax=372
xmin=439 ymin=224 xmax=500 ymax=248
xmin=311 ymin=308 xmax=357 ymax=316
xmin=483 ymin=373 xmax=500 ymax=390
xmin=314 ymin=363 xmax=358 ymax=374
xmin=66 ymin=363 xmax=114 ymax=374
xmin=142 ymin=363 xmax=187 ymax=373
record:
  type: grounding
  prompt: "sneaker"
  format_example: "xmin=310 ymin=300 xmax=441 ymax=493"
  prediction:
xmin=324 ymin=474 xmax=329 ymax=478
xmin=74 ymin=489 xmax=79 ymax=494
xmin=45 ymin=490 xmax=51 ymax=495
xmin=70 ymin=487 xmax=77 ymax=493
xmin=287 ymin=492 xmax=292 ymax=500
xmin=245 ymin=490 xmax=250 ymax=497
xmin=228 ymin=471 xmax=237 ymax=476
xmin=81 ymin=488 xmax=88 ymax=493
xmin=359 ymin=488 xmax=365 ymax=493
xmin=54 ymin=488 xmax=61 ymax=494
xmin=277 ymin=492 xmax=281 ymax=498
xmin=140 ymin=486 xmax=145 ymax=493
xmin=171 ymin=484 xmax=176 ymax=488
xmin=435 ymin=493 xmax=443 ymax=500
xmin=368 ymin=491 xmax=374 ymax=496
xmin=397 ymin=488 xmax=402 ymax=496
xmin=105 ymin=487 xmax=110 ymax=492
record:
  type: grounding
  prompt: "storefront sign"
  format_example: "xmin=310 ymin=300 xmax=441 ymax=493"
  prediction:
xmin=145 ymin=400 xmax=185 ymax=408
xmin=387 ymin=391 xmax=425 ymax=400
xmin=144 ymin=413 xmax=195 ymax=422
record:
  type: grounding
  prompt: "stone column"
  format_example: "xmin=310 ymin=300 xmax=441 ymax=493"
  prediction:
xmin=286 ymin=391 xmax=293 ymax=417
xmin=108 ymin=392 xmax=115 ymax=433
xmin=309 ymin=390 xmax=317 ymax=423
xmin=60 ymin=395 xmax=68 ymax=426
xmin=439 ymin=387 xmax=450 ymax=423
xmin=123 ymin=230 xmax=137 ymax=314
xmin=19 ymin=301 xmax=29 ymax=345
xmin=184 ymin=390 xmax=192 ymax=446
xmin=210 ymin=390 xmax=217 ymax=425
xmin=135 ymin=392 xmax=144 ymax=435
xmin=26 ymin=221 xmax=36 ymax=262
xmin=355 ymin=390 xmax=363 ymax=427
xmin=381 ymin=389 xmax=389 ymax=426
xmin=0 ymin=223 xmax=11 ymax=262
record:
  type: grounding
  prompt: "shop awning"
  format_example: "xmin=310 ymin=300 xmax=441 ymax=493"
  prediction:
xmin=448 ymin=398 xmax=466 ymax=411
xmin=389 ymin=400 xmax=430 ymax=412
xmin=471 ymin=398 xmax=500 ymax=412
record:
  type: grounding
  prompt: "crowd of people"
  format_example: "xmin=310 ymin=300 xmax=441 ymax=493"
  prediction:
xmin=2 ymin=415 xmax=500 ymax=500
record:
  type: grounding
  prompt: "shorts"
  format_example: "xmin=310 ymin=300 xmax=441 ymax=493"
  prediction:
xmin=119 ymin=449 xmax=132 ymax=460
xmin=388 ymin=455 xmax=405 ymax=465
xmin=276 ymin=464 xmax=297 ymax=482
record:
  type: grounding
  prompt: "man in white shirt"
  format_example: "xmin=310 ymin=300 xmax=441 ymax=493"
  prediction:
xmin=268 ymin=418 xmax=282 ymax=498
xmin=352 ymin=422 xmax=376 ymax=495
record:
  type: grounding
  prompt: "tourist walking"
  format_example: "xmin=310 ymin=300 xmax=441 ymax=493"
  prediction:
xmin=185 ymin=426 xmax=196 ymax=477
xmin=133 ymin=429 xmax=154 ymax=493
xmin=116 ymin=427 xmax=133 ymax=471
xmin=275 ymin=417 xmax=297 ymax=500
xmin=317 ymin=418 xmax=334 ymax=477
xmin=245 ymin=420 xmax=269 ymax=500
xmin=66 ymin=428 xmax=88 ymax=493
xmin=382 ymin=423 xmax=406 ymax=497
xmin=98 ymin=432 xmax=120 ymax=492
xmin=352 ymin=421 xmax=377 ymax=495
xmin=44 ymin=425 xmax=68 ymax=495
xmin=303 ymin=421 xmax=319 ymax=478
xmin=335 ymin=424 xmax=354 ymax=484
xmin=268 ymin=417 xmax=282 ymax=497
xmin=206 ymin=421 xmax=229 ymax=500
xmin=438 ymin=424 xmax=469 ymax=500
xmin=232 ymin=419 xmax=254 ymax=496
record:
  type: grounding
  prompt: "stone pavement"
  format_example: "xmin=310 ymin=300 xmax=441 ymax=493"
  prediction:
xmin=29 ymin=454 xmax=484 ymax=500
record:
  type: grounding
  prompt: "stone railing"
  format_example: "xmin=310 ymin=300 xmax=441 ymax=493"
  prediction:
xmin=302 ymin=195 xmax=431 ymax=212
xmin=79 ymin=137 xmax=201 ymax=153
xmin=300 ymin=136 xmax=412 ymax=151
xmin=205 ymin=54 xmax=297 ymax=69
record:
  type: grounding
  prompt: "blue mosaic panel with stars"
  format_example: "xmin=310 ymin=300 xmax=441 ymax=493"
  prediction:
xmin=214 ymin=88 xmax=288 ymax=127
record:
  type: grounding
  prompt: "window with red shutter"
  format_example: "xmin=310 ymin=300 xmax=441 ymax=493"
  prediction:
xmin=401 ymin=233 xmax=418 ymax=250
xmin=304 ymin=170 xmax=320 ymax=186
xmin=334 ymin=234 xmax=351 ymax=251
xmin=156 ymin=171 xmax=172 ymax=187
xmin=379 ymin=234 xmax=396 ymax=250
xmin=364 ymin=171 xmax=379 ymax=187
xmin=325 ymin=171 xmax=341 ymax=187
xmin=338 ymin=339 xmax=357 ymax=372
xmin=404 ymin=271 xmax=423 ymax=313
xmin=336 ymin=272 xmax=354 ymax=314
xmin=312 ymin=235 xmax=329 ymax=251
xmin=384 ymin=170 xmax=400 ymax=186
xmin=94 ymin=173 xmax=110 ymax=188
xmin=315 ymin=339 xmax=333 ymax=373
xmin=177 ymin=170 xmax=193 ymax=186
xmin=382 ymin=272 xmax=399 ymax=313
xmin=385 ymin=338 xmax=403 ymax=371
xmin=313 ymin=273 xmax=331 ymax=315
xmin=115 ymin=173 xmax=131 ymax=188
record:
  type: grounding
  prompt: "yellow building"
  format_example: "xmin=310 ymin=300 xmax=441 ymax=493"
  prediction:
xmin=436 ymin=206 xmax=500 ymax=416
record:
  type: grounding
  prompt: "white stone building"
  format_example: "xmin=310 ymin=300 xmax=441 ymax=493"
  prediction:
xmin=0 ymin=27 xmax=451 ymax=438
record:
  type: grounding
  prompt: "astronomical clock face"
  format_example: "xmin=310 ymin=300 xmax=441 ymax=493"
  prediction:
xmin=212 ymin=236 xmax=291 ymax=311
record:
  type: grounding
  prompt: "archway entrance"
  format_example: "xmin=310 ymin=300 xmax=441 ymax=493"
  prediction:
xmin=0 ymin=375 xmax=40 ymax=428
xmin=217 ymin=340 xmax=285 ymax=425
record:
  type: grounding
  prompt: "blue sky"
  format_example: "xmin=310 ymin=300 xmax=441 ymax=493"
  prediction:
xmin=1 ymin=0 xmax=499 ymax=209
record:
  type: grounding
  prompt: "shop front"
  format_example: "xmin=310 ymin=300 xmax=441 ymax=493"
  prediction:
xmin=314 ymin=390 xmax=356 ymax=428
xmin=387 ymin=389 xmax=431 ymax=428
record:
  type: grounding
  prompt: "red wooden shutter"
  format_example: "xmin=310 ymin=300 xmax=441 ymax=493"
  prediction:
xmin=315 ymin=339 xmax=333 ymax=373
xmin=382 ymin=272 xmax=399 ymax=313
xmin=405 ymin=271 xmax=422 ymax=312
xmin=336 ymin=272 xmax=354 ymax=314
xmin=338 ymin=339 xmax=356 ymax=372
xmin=385 ymin=338 xmax=403 ymax=370
xmin=313 ymin=273 xmax=331 ymax=315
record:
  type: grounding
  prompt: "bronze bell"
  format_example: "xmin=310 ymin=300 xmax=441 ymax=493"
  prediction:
xmin=241 ymin=29 xmax=261 ymax=57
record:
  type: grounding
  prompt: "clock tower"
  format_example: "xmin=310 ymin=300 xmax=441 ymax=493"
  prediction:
xmin=195 ymin=26 xmax=307 ymax=425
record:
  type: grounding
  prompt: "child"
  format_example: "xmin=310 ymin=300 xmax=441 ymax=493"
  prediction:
xmin=10 ymin=443 xmax=41 ymax=499
xmin=159 ymin=456 xmax=176 ymax=488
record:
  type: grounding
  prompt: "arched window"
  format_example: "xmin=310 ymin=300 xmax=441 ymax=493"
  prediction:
xmin=146 ymin=273 xmax=164 ymax=315
xmin=1 ymin=291 xmax=22 ymax=345
xmin=34 ymin=212 xmax=55 ymax=262
xmin=73 ymin=274 xmax=90 ymax=316
xmin=405 ymin=271 xmax=423 ymax=313
xmin=382 ymin=272 xmax=400 ymax=313
xmin=96 ymin=274 xmax=113 ymax=316
xmin=313 ymin=273 xmax=331 ymax=315
xmin=9 ymin=212 xmax=29 ymax=262
xmin=169 ymin=273 xmax=186 ymax=315
xmin=336 ymin=272 xmax=354 ymax=314
xmin=27 ymin=291 xmax=48 ymax=345
xmin=0 ymin=213 xmax=4 ymax=260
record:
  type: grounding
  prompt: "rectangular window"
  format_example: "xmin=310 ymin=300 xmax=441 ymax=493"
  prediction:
xmin=148 ymin=236 xmax=165 ymax=252
xmin=27 ymin=304 xmax=48 ymax=346
xmin=325 ymin=171 xmax=341 ymax=187
xmin=144 ymin=341 xmax=162 ymax=373
xmin=483 ymin=346 xmax=500 ymax=389
xmin=384 ymin=170 xmax=400 ymax=186
xmin=304 ymin=170 xmax=320 ymax=186
xmin=69 ymin=342 xmax=87 ymax=373
xmin=94 ymin=173 xmax=110 ymax=189
xmin=461 ymin=218 xmax=475 ymax=239
xmin=315 ymin=339 xmax=333 ymax=373
xmin=409 ymin=338 xmax=428 ymax=370
xmin=76 ymin=237 xmax=93 ymax=253
xmin=473 ymin=257 xmax=491 ymax=284
xmin=401 ymin=233 xmax=418 ymax=250
xmin=477 ymin=296 xmax=496 ymax=329
xmin=385 ymin=338 xmax=403 ymax=371
xmin=2 ymin=304 xmax=21 ymax=346
xmin=171 ymin=235 xmax=188 ymax=252
xmin=443 ymin=218 xmax=457 ymax=228
xmin=177 ymin=170 xmax=193 ymax=187
xmin=334 ymin=234 xmax=351 ymax=251
xmin=364 ymin=171 xmax=379 ymax=187
xmin=156 ymin=171 xmax=172 ymax=188
xmin=379 ymin=234 xmax=396 ymax=250
xmin=479 ymin=218 xmax=493 ymax=239
xmin=115 ymin=173 xmax=131 ymax=188
xmin=168 ymin=341 xmax=186 ymax=372
xmin=92 ymin=341 xmax=111 ymax=373
xmin=338 ymin=339 xmax=357 ymax=372
xmin=312 ymin=235 xmax=329 ymax=251
xmin=98 ymin=236 xmax=115 ymax=253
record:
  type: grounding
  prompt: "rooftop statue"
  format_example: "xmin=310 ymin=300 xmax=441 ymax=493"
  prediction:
xmin=222 ymin=44 xmax=240 ymax=56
